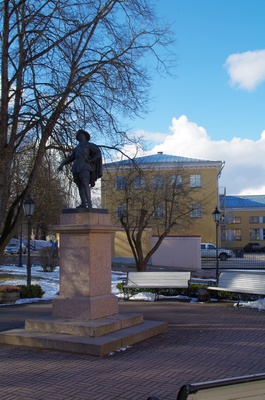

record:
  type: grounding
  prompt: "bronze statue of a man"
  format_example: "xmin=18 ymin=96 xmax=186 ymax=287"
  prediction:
xmin=58 ymin=130 xmax=102 ymax=208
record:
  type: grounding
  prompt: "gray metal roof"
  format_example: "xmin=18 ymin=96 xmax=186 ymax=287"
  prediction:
xmin=105 ymin=153 xmax=218 ymax=167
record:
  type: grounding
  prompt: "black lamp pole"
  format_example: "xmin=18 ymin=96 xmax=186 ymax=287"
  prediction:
xmin=23 ymin=196 xmax=35 ymax=286
xmin=18 ymin=221 xmax=23 ymax=267
xmin=212 ymin=206 xmax=221 ymax=282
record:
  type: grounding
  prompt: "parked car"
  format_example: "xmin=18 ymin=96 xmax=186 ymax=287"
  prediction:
xmin=4 ymin=242 xmax=26 ymax=255
xmin=201 ymin=243 xmax=233 ymax=261
xmin=243 ymin=243 xmax=265 ymax=253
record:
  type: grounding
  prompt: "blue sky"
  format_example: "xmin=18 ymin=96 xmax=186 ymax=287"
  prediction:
xmin=125 ymin=0 xmax=265 ymax=195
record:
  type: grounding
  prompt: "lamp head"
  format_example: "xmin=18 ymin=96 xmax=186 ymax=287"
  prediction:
xmin=23 ymin=196 xmax=35 ymax=217
xmin=212 ymin=206 xmax=221 ymax=223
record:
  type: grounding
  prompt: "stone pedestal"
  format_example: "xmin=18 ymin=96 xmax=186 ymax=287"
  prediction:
xmin=52 ymin=209 xmax=118 ymax=320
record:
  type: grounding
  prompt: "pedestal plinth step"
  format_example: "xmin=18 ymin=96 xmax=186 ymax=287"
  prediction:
xmin=0 ymin=320 xmax=168 ymax=356
xmin=25 ymin=313 xmax=144 ymax=337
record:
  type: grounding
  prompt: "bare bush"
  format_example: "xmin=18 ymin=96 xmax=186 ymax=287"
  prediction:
xmin=39 ymin=247 xmax=59 ymax=272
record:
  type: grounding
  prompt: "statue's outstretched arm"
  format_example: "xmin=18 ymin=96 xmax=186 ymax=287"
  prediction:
xmin=58 ymin=151 xmax=75 ymax=171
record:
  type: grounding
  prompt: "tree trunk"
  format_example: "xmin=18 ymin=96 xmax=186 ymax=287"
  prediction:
xmin=136 ymin=258 xmax=147 ymax=272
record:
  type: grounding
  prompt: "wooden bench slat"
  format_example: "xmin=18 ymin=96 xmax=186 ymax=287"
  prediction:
xmin=122 ymin=271 xmax=191 ymax=300
xmin=207 ymin=271 xmax=265 ymax=298
xmin=124 ymin=279 xmax=190 ymax=286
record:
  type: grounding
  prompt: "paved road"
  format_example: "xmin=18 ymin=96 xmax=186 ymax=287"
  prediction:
xmin=1 ymin=299 xmax=265 ymax=399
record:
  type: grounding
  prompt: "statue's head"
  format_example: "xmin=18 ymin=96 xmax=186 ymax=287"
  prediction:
xmin=76 ymin=129 xmax=90 ymax=142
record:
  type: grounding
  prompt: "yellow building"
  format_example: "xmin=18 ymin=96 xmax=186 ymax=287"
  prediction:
xmin=220 ymin=195 xmax=265 ymax=249
xmin=102 ymin=153 xmax=224 ymax=249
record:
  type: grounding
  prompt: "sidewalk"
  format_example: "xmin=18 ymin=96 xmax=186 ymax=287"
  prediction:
xmin=1 ymin=299 xmax=265 ymax=399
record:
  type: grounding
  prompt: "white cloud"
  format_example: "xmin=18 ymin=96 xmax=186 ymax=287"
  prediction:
xmin=224 ymin=49 xmax=265 ymax=90
xmin=136 ymin=115 xmax=265 ymax=195
xmin=136 ymin=129 xmax=168 ymax=144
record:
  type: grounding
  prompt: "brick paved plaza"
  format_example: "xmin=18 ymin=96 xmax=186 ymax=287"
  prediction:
xmin=1 ymin=299 xmax=265 ymax=399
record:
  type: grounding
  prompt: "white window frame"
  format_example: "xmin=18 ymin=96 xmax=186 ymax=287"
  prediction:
xmin=228 ymin=216 xmax=241 ymax=224
xmin=249 ymin=228 xmax=260 ymax=240
xmin=152 ymin=175 xmax=164 ymax=189
xmin=116 ymin=176 xmax=126 ymax=190
xmin=116 ymin=205 xmax=127 ymax=219
xmin=171 ymin=174 xmax=182 ymax=188
xmin=191 ymin=203 xmax=202 ymax=218
xmin=190 ymin=174 xmax=201 ymax=188
xmin=231 ymin=229 xmax=242 ymax=241
xmin=154 ymin=205 xmax=164 ymax=219
xmin=134 ymin=175 xmax=146 ymax=189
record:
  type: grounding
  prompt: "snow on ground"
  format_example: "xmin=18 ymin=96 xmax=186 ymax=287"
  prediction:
xmin=0 ymin=264 xmax=128 ymax=304
xmin=0 ymin=264 xmax=265 ymax=310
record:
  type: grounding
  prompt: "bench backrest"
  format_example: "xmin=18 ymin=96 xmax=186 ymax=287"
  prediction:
xmin=126 ymin=271 xmax=191 ymax=288
xmin=177 ymin=373 xmax=265 ymax=400
xmin=217 ymin=271 xmax=265 ymax=295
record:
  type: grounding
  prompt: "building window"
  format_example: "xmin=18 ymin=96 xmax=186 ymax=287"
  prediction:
xmin=154 ymin=205 xmax=164 ymax=218
xmin=249 ymin=229 xmax=260 ymax=240
xmin=191 ymin=203 xmax=202 ymax=218
xmin=190 ymin=174 xmax=201 ymax=188
xmin=116 ymin=176 xmax=126 ymax=190
xmin=152 ymin=175 xmax=164 ymax=189
xmin=249 ymin=216 xmax=265 ymax=223
xmin=134 ymin=175 xmax=146 ymax=189
xmin=249 ymin=216 xmax=259 ymax=224
xmin=171 ymin=174 xmax=182 ymax=188
xmin=116 ymin=205 xmax=127 ymax=220
xmin=231 ymin=229 xmax=242 ymax=241
xmin=228 ymin=216 xmax=241 ymax=224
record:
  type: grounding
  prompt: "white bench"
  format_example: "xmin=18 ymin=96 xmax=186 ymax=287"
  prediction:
xmin=207 ymin=271 xmax=265 ymax=304
xmin=176 ymin=373 xmax=265 ymax=399
xmin=122 ymin=271 xmax=191 ymax=300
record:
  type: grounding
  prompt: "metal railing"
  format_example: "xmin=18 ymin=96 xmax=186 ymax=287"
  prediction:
xmin=202 ymin=251 xmax=265 ymax=270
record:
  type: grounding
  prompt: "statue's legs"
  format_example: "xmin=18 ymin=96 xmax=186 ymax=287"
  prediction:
xmin=75 ymin=171 xmax=92 ymax=208
xmin=79 ymin=183 xmax=92 ymax=208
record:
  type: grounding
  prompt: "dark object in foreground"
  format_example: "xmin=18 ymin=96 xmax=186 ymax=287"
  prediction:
xmin=147 ymin=372 xmax=265 ymax=400
xmin=176 ymin=373 xmax=265 ymax=400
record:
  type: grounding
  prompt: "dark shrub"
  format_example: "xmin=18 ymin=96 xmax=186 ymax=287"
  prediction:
xmin=18 ymin=284 xmax=45 ymax=298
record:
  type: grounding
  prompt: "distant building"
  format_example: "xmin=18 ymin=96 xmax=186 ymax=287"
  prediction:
xmin=220 ymin=194 xmax=265 ymax=249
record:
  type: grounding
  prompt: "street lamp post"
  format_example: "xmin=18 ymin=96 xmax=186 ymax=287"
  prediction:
xmin=23 ymin=196 xmax=35 ymax=286
xmin=18 ymin=221 xmax=23 ymax=267
xmin=212 ymin=206 xmax=221 ymax=282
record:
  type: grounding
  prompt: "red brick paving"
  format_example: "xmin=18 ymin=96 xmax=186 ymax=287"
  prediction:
xmin=0 ymin=300 xmax=265 ymax=399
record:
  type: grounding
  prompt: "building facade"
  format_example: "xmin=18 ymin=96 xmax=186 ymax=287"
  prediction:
xmin=220 ymin=195 xmax=265 ymax=249
xmin=102 ymin=153 xmax=224 ymax=243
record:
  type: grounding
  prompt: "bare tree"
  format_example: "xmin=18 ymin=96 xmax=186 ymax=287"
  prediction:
xmin=6 ymin=146 xmax=69 ymax=240
xmin=103 ymin=163 xmax=211 ymax=271
xmin=31 ymin=153 xmax=70 ymax=239
xmin=0 ymin=0 xmax=174 ymax=252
